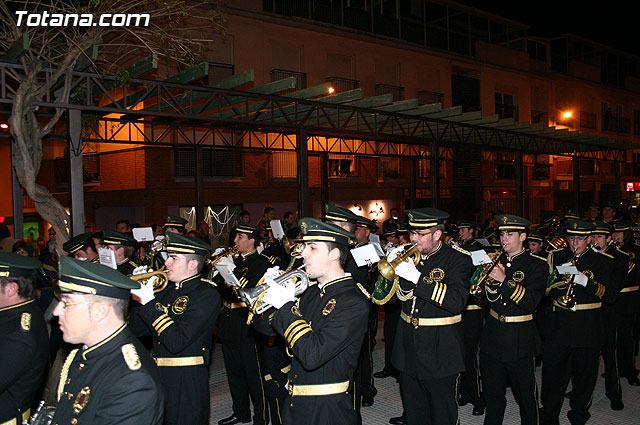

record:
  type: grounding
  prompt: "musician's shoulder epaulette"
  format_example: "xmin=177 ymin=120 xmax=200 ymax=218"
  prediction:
xmin=356 ymin=282 xmax=371 ymax=299
xmin=260 ymin=253 xmax=277 ymax=264
xmin=529 ymin=252 xmax=548 ymax=262
xmin=451 ymin=245 xmax=471 ymax=256
xmin=597 ymin=250 xmax=614 ymax=259
xmin=202 ymin=277 xmax=218 ymax=288
xmin=128 ymin=260 xmax=138 ymax=268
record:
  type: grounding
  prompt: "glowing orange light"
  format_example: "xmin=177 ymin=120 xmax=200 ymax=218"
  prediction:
xmin=328 ymin=87 xmax=335 ymax=94
xmin=562 ymin=111 xmax=572 ymax=119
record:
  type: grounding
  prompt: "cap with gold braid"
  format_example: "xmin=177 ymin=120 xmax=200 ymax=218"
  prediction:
xmin=383 ymin=221 xmax=398 ymax=236
xmin=101 ymin=230 xmax=136 ymax=247
xmin=323 ymin=203 xmax=359 ymax=224
xmin=456 ymin=220 xmax=475 ymax=230
xmin=612 ymin=220 xmax=631 ymax=232
xmin=527 ymin=230 xmax=544 ymax=243
xmin=299 ymin=217 xmax=354 ymax=245
xmin=58 ymin=256 xmax=139 ymax=299
xmin=496 ymin=214 xmax=530 ymax=232
xmin=592 ymin=221 xmax=613 ymax=235
xmin=165 ymin=233 xmax=212 ymax=256
xmin=0 ymin=252 xmax=42 ymax=278
xmin=564 ymin=219 xmax=595 ymax=235
xmin=163 ymin=214 xmax=188 ymax=230
xmin=63 ymin=232 xmax=95 ymax=255
xmin=406 ymin=208 xmax=449 ymax=229
xmin=234 ymin=221 xmax=260 ymax=236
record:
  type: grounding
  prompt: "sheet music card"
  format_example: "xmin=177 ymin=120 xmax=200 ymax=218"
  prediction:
xmin=351 ymin=244 xmax=381 ymax=267
xmin=471 ymin=249 xmax=493 ymax=266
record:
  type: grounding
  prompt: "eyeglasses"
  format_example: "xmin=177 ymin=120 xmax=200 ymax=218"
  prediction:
xmin=57 ymin=300 xmax=110 ymax=310
xmin=410 ymin=230 xmax=434 ymax=237
xmin=566 ymin=236 xmax=589 ymax=242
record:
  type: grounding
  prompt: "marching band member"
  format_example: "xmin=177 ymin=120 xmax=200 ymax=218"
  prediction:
xmin=263 ymin=218 xmax=369 ymax=425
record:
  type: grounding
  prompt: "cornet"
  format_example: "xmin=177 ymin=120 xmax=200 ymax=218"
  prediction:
xmin=377 ymin=243 xmax=421 ymax=281
xmin=470 ymin=248 xmax=505 ymax=295
xmin=239 ymin=265 xmax=309 ymax=324
xmin=129 ymin=270 xmax=169 ymax=293
xmin=208 ymin=246 xmax=239 ymax=269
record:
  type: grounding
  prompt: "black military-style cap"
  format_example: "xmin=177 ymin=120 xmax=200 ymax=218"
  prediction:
xmin=457 ymin=220 xmax=475 ymax=229
xmin=323 ymin=203 xmax=359 ymax=224
xmin=406 ymin=208 xmax=449 ymax=229
xmin=101 ymin=230 xmax=137 ymax=247
xmin=396 ymin=222 xmax=409 ymax=234
xmin=601 ymin=201 xmax=616 ymax=210
xmin=234 ymin=221 xmax=260 ymax=235
xmin=487 ymin=234 xmax=502 ymax=248
xmin=299 ymin=217 xmax=354 ymax=246
xmin=564 ymin=219 xmax=595 ymax=235
xmin=63 ymin=232 xmax=94 ymax=255
xmin=563 ymin=210 xmax=580 ymax=220
xmin=58 ymin=256 xmax=139 ymax=299
xmin=163 ymin=214 xmax=188 ymax=229
xmin=495 ymin=214 xmax=530 ymax=231
xmin=588 ymin=202 xmax=600 ymax=209
xmin=612 ymin=220 xmax=631 ymax=232
xmin=354 ymin=215 xmax=374 ymax=229
xmin=592 ymin=221 xmax=613 ymax=235
xmin=527 ymin=230 xmax=544 ymax=243
xmin=383 ymin=221 xmax=398 ymax=236
xmin=0 ymin=252 xmax=42 ymax=278
xmin=165 ymin=233 xmax=212 ymax=257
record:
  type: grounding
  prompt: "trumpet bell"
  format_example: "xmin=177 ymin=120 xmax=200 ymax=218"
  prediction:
xmin=129 ymin=270 xmax=169 ymax=293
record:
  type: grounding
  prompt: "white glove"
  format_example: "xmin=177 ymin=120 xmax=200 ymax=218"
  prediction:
xmin=263 ymin=278 xmax=296 ymax=309
xmin=215 ymin=255 xmax=236 ymax=272
xmin=395 ymin=260 xmax=421 ymax=284
xmin=131 ymin=280 xmax=155 ymax=305
xmin=262 ymin=266 xmax=281 ymax=281
xmin=132 ymin=265 xmax=149 ymax=276
xmin=213 ymin=247 xmax=226 ymax=256
xmin=386 ymin=245 xmax=405 ymax=262
xmin=574 ymin=272 xmax=588 ymax=287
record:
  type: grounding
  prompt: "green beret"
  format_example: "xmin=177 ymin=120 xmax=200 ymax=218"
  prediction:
xmin=58 ymin=256 xmax=139 ymax=299
xmin=406 ymin=208 xmax=449 ymax=229
xmin=164 ymin=214 xmax=188 ymax=229
xmin=495 ymin=214 xmax=530 ymax=231
xmin=63 ymin=232 xmax=95 ymax=255
xmin=564 ymin=219 xmax=595 ymax=235
xmin=299 ymin=217 xmax=354 ymax=245
xmin=101 ymin=230 xmax=136 ymax=247
xmin=323 ymin=203 xmax=359 ymax=224
xmin=612 ymin=220 xmax=631 ymax=232
xmin=592 ymin=221 xmax=613 ymax=235
xmin=0 ymin=252 xmax=42 ymax=278
xmin=165 ymin=233 xmax=212 ymax=256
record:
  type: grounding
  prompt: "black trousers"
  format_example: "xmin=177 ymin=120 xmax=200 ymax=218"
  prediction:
xmin=356 ymin=303 xmax=377 ymax=398
xmin=382 ymin=301 xmax=400 ymax=372
xmin=220 ymin=310 xmax=267 ymax=425
xmin=160 ymin=365 xmax=209 ymax=425
xmin=601 ymin=307 xmax=621 ymax=401
xmin=479 ymin=352 xmax=538 ymax=425
xmin=460 ymin=308 xmax=484 ymax=408
xmin=400 ymin=372 xmax=459 ymax=425
xmin=257 ymin=337 xmax=289 ymax=425
xmin=617 ymin=308 xmax=639 ymax=379
xmin=541 ymin=343 xmax=599 ymax=425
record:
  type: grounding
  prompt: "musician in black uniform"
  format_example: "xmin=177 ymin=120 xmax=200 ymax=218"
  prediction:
xmin=52 ymin=256 xmax=164 ymax=425
xmin=164 ymin=214 xmax=188 ymax=235
xmin=456 ymin=220 xmax=486 ymax=417
xmin=391 ymin=208 xmax=472 ymax=425
xmin=263 ymin=218 xmax=369 ymax=425
xmin=130 ymin=233 xmax=219 ymax=425
xmin=62 ymin=232 xmax=100 ymax=262
xmin=0 ymin=253 xmax=49 ymax=425
xmin=261 ymin=221 xmax=289 ymax=269
xmin=479 ymin=214 xmax=548 ymax=425
xmin=541 ymin=219 xmax=616 ymax=425
xmin=217 ymin=222 xmax=271 ymax=425
xmin=611 ymin=220 xmax=640 ymax=386
xmin=101 ymin=230 xmax=138 ymax=275
xmin=526 ymin=230 xmax=546 ymax=257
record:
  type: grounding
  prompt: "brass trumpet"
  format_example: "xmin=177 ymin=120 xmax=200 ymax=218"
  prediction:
xmin=470 ymin=249 xmax=505 ymax=295
xmin=377 ymin=243 xmax=421 ymax=281
xmin=129 ymin=270 xmax=169 ymax=293
xmin=283 ymin=237 xmax=303 ymax=255
xmin=208 ymin=246 xmax=239 ymax=268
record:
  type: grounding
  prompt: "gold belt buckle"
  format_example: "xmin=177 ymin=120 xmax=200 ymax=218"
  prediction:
xmin=498 ymin=314 xmax=506 ymax=323
xmin=411 ymin=317 xmax=419 ymax=328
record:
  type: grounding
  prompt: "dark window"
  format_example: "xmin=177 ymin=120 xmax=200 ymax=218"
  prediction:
xmin=580 ymin=111 xmax=597 ymax=129
xmin=174 ymin=149 xmax=242 ymax=178
xmin=452 ymin=75 xmax=480 ymax=112
xmin=495 ymin=92 xmax=518 ymax=120
xmin=634 ymin=110 xmax=640 ymax=136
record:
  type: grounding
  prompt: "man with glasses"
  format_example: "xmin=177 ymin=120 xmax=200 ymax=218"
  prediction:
xmin=0 ymin=253 xmax=49 ymax=425
xmin=541 ymin=220 xmax=616 ymax=425
xmin=390 ymin=208 xmax=472 ymax=425
xmin=479 ymin=214 xmax=548 ymax=425
xmin=52 ymin=256 xmax=164 ymax=425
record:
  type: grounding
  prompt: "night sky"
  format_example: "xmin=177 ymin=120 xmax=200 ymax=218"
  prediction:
xmin=456 ymin=1 xmax=638 ymax=57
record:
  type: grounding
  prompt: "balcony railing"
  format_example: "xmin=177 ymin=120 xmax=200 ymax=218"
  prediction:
xmin=326 ymin=77 xmax=359 ymax=92
xmin=417 ymin=90 xmax=444 ymax=105
xmin=270 ymin=69 xmax=307 ymax=89
xmin=375 ymin=84 xmax=404 ymax=101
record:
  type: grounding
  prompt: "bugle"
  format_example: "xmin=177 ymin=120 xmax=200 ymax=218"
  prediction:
xmin=377 ymin=243 xmax=421 ymax=282
xmin=470 ymin=249 xmax=505 ymax=295
xmin=208 ymin=246 xmax=239 ymax=269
